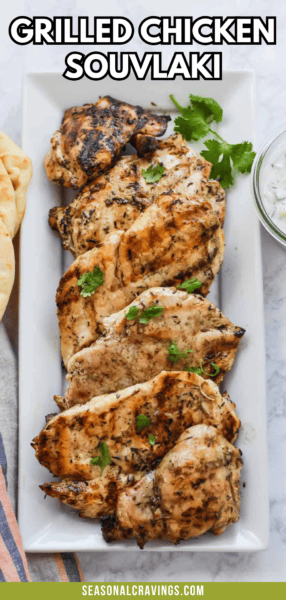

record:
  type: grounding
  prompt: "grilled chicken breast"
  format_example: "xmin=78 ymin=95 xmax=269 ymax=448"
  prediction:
xmin=57 ymin=193 xmax=225 ymax=366
xmin=41 ymin=471 xmax=143 ymax=520
xmin=33 ymin=371 xmax=240 ymax=483
xmin=58 ymin=287 xmax=245 ymax=409
xmin=201 ymin=180 xmax=225 ymax=224
xmin=48 ymin=134 xmax=223 ymax=256
xmin=102 ymin=424 xmax=242 ymax=548
xmin=44 ymin=96 xmax=170 ymax=189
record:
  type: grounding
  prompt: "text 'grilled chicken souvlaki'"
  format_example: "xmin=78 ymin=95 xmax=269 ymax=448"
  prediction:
xmin=57 ymin=287 xmax=245 ymax=410
xmin=44 ymin=96 xmax=171 ymax=189
xmin=57 ymin=192 xmax=225 ymax=366
xmin=49 ymin=133 xmax=225 ymax=257
xmin=33 ymin=371 xmax=242 ymax=541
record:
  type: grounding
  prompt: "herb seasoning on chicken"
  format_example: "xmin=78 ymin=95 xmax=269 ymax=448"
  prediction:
xmin=58 ymin=287 xmax=245 ymax=409
xmin=49 ymin=133 xmax=225 ymax=256
xmin=56 ymin=193 xmax=225 ymax=366
xmin=34 ymin=372 xmax=240 ymax=520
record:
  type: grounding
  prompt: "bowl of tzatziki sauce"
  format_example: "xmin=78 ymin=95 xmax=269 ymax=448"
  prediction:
xmin=252 ymin=124 xmax=286 ymax=246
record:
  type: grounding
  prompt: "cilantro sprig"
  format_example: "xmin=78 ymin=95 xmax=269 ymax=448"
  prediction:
xmin=177 ymin=278 xmax=202 ymax=294
xmin=184 ymin=360 xmax=220 ymax=378
xmin=125 ymin=305 xmax=164 ymax=324
xmin=90 ymin=442 xmax=111 ymax=475
xmin=170 ymin=94 xmax=256 ymax=189
xmin=142 ymin=164 xmax=165 ymax=183
xmin=136 ymin=414 xmax=150 ymax=432
xmin=136 ymin=415 xmax=156 ymax=446
xmin=77 ymin=266 xmax=104 ymax=298
xmin=168 ymin=340 xmax=193 ymax=364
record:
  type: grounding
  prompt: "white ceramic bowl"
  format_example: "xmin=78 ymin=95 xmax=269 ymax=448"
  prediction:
xmin=252 ymin=124 xmax=286 ymax=246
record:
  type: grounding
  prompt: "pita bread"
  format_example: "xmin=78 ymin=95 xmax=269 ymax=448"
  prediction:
xmin=0 ymin=160 xmax=18 ymax=238
xmin=0 ymin=217 xmax=15 ymax=320
xmin=0 ymin=132 xmax=32 ymax=320
xmin=0 ymin=132 xmax=32 ymax=235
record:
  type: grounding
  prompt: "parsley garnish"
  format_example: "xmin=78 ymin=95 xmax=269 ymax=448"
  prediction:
xmin=149 ymin=434 xmax=156 ymax=446
xmin=90 ymin=442 xmax=111 ymax=475
xmin=77 ymin=266 xmax=104 ymax=298
xmin=142 ymin=164 xmax=165 ymax=183
xmin=184 ymin=361 xmax=220 ymax=377
xmin=125 ymin=305 xmax=164 ymax=324
xmin=170 ymin=94 xmax=256 ymax=189
xmin=136 ymin=414 xmax=150 ymax=432
xmin=177 ymin=278 xmax=202 ymax=294
xmin=139 ymin=306 xmax=164 ymax=324
xmin=125 ymin=306 xmax=140 ymax=320
xmin=168 ymin=340 xmax=193 ymax=364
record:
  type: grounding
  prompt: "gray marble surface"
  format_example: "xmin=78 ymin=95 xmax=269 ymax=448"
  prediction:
xmin=1 ymin=0 xmax=286 ymax=582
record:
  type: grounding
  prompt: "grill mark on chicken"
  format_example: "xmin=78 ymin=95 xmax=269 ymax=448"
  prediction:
xmin=48 ymin=134 xmax=224 ymax=257
xmin=102 ymin=425 xmax=242 ymax=547
xmin=32 ymin=371 xmax=240 ymax=487
xmin=44 ymin=96 xmax=171 ymax=189
xmin=59 ymin=287 xmax=245 ymax=409
xmin=56 ymin=193 xmax=225 ymax=366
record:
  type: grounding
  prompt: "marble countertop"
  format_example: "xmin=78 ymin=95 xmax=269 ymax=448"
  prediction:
xmin=1 ymin=0 xmax=285 ymax=582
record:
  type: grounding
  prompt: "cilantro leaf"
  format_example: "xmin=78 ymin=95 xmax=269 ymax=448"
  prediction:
xmin=168 ymin=340 xmax=193 ymax=364
xmin=201 ymin=139 xmax=234 ymax=188
xmin=172 ymin=116 xmax=195 ymax=142
xmin=230 ymin=142 xmax=256 ymax=174
xmin=142 ymin=164 xmax=165 ymax=183
xmin=90 ymin=442 xmax=111 ymax=475
xmin=184 ymin=361 xmax=204 ymax=376
xmin=77 ymin=266 xmax=104 ymax=298
xmin=177 ymin=278 xmax=202 ymax=294
xmin=125 ymin=304 xmax=164 ymax=325
xmin=184 ymin=360 xmax=220 ymax=378
xmin=125 ymin=306 xmax=140 ymax=320
xmin=138 ymin=306 xmax=164 ymax=324
xmin=90 ymin=456 xmax=101 ymax=467
xmin=149 ymin=434 xmax=156 ymax=446
xmin=189 ymin=95 xmax=223 ymax=124
xmin=209 ymin=362 xmax=220 ymax=377
xmin=201 ymin=138 xmax=256 ymax=188
xmin=170 ymin=94 xmax=222 ymax=142
xmin=137 ymin=414 xmax=150 ymax=432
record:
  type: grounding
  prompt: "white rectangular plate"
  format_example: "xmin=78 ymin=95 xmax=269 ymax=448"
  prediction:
xmin=19 ymin=71 xmax=269 ymax=552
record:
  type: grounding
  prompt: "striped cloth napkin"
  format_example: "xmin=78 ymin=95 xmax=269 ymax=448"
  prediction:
xmin=0 ymin=323 xmax=84 ymax=582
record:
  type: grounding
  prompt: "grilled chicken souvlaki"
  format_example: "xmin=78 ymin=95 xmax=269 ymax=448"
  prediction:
xmin=44 ymin=96 xmax=171 ymax=189
xmin=57 ymin=287 xmax=245 ymax=410
xmin=38 ymin=95 xmax=246 ymax=546
xmin=57 ymin=192 xmax=225 ymax=366
xmin=102 ymin=425 xmax=242 ymax=548
xmin=49 ymin=133 xmax=225 ymax=257
xmin=33 ymin=372 xmax=241 ymax=529
xmin=43 ymin=425 xmax=242 ymax=548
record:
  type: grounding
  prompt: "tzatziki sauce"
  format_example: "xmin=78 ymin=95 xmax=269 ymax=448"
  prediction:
xmin=260 ymin=141 xmax=286 ymax=233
